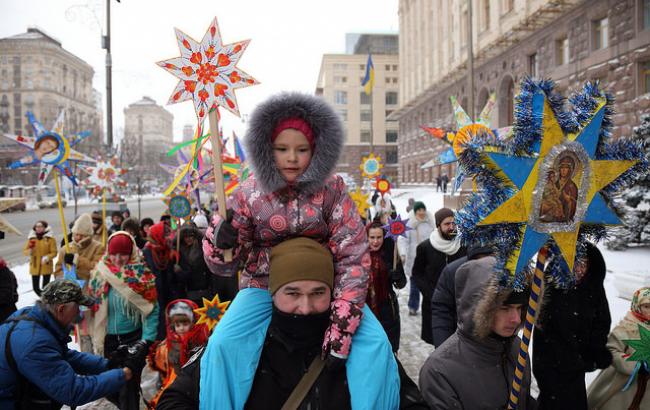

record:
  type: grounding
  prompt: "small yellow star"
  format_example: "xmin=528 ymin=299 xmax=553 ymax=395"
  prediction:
xmin=194 ymin=294 xmax=231 ymax=331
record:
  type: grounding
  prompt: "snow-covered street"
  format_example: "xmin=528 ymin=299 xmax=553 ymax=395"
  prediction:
xmin=5 ymin=186 xmax=649 ymax=407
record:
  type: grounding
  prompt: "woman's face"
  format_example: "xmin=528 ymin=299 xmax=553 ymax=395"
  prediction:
xmin=367 ymin=227 xmax=384 ymax=251
xmin=34 ymin=223 xmax=45 ymax=234
xmin=109 ymin=253 xmax=130 ymax=267
xmin=273 ymin=129 xmax=312 ymax=183
xmin=640 ymin=303 xmax=650 ymax=317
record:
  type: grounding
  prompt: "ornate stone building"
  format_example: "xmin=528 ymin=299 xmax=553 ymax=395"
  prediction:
xmin=316 ymin=34 xmax=400 ymax=186
xmin=0 ymin=27 xmax=103 ymax=185
xmin=393 ymin=0 xmax=650 ymax=185
xmin=122 ymin=96 xmax=173 ymax=181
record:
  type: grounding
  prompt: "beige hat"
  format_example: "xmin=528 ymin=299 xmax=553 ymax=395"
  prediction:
xmin=268 ymin=237 xmax=334 ymax=295
xmin=71 ymin=213 xmax=94 ymax=236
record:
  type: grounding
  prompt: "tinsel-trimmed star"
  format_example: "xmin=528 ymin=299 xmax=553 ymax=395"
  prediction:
xmin=6 ymin=111 xmax=95 ymax=185
xmin=194 ymin=294 xmax=231 ymax=331
xmin=624 ymin=325 xmax=650 ymax=363
xmin=360 ymin=153 xmax=383 ymax=179
xmin=82 ymin=156 xmax=127 ymax=198
xmin=349 ymin=188 xmax=370 ymax=218
xmin=459 ymin=81 xmax=641 ymax=283
xmin=375 ymin=177 xmax=391 ymax=195
xmin=164 ymin=191 xmax=192 ymax=221
xmin=157 ymin=17 xmax=259 ymax=120
xmin=382 ymin=215 xmax=412 ymax=240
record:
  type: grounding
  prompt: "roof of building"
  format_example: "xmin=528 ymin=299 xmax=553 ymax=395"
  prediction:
xmin=3 ymin=27 xmax=62 ymax=47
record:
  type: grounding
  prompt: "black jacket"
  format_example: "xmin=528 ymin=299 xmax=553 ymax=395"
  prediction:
xmin=412 ymin=239 xmax=465 ymax=344
xmin=0 ymin=263 xmax=18 ymax=322
xmin=157 ymin=311 xmax=429 ymax=410
xmin=176 ymin=226 xmax=212 ymax=305
xmin=533 ymin=243 xmax=612 ymax=410
xmin=430 ymin=256 xmax=467 ymax=348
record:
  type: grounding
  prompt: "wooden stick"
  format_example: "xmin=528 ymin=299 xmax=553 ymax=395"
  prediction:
xmin=392 ymin=241 xmax=398 ymax=271
xmin=629 ymin=369 xmax=649 ymax=410
xmin=207 ymin=108 xmax=232 ymax=262
xmin=102 ymin=187 xmax=107 ymax=248
xmin=54 ymin=171 xmax=69 ymax=253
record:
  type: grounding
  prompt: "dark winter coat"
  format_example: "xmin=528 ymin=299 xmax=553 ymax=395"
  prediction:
xmin=411 ymin=236 xmax=465 ymax=344
xmin=157 ymin=313 xmax=428 ymax=410
xmin=419 ymin=257 xmax=536 ymax=410
xmin=0 ymin=303 xmax=125 ymax=408
xmin=176 ymin=225 xmax=212 ymax=305
xmin=143 ymin=247 xmax=176 ymax=340
xmin=0 ymin=262 xmax=18 ymax=322
xmin=533 ymin=243 xmax=612 ymax=410
xmin=368 ymin=237 xmax=407 ymax=352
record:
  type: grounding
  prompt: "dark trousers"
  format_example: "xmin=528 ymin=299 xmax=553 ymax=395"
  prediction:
xmin=104 ymin=329 xmax=143 ymax=410
xmin=210 ymin=274 xmax=239 ymax=302
xmin=537 ymin=370 xmax=587 ymax=410
xmin=32 ymin=275 xmax=51 ymax=296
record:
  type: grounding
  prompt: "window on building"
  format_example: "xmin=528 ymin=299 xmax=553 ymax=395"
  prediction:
xmin=392 ymin=65 xmax=398 ymax=71
xmin=392 ymin=77 xmax=398 ymax=84
xmin=502 ymin=0 xmax=514 ymax=13
xmin=641 ymin=61 xmax=650 ymax=95
xmin=461 ymin=10 xmax=468 ymax=48
xmin=334 ymin=76 xmax=347 ymax=84
xmin=338 ymin=109 xmax=348 ymax=121
xmin=335 ymin=90 xmax=348 ymax=105
xmin=360 ymin=110 xmax=372 ymax=122
xmin=386 ymin=110 xmax=393 ymax=118
xmin=333 ymin=63 xmax=347 ymax=70
xmin=360 ymin=92 xmax=371 ymax=105
xmin=644 ymin=0 xmax=650 ymax=30
xmin=385 ymin=77 xmax=391 ymax=84
xmin=528 ymin=53 xmax=539 ymax=77
xmin=386 ymin=130 xmax=398 ymax=143
xmin=385 ymin=65 xmax=391 ymax=71
xmin=386 ymin=147 xmax=398 ymax=164
xmin=556 ymin=37 xmax=570 ymax=65
xmin=386 ymin=91 xmax=398 ymax=105
xmin=481 ymin=0 xmax=490 ymax=31
xmin=593 ymin=17 xmax=609 ymax=50
xmin=360 ymin=130 xmax=371 ymax=143
xmin=359 ymin=64 xmax=365 ymax=71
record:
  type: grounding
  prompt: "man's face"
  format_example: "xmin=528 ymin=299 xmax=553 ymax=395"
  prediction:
xmin=415 ymin=208 xmax=426 ymax=221
xmin=55 ymin=302 xmax=80 ymax=328
xmin=439 ymin=216 xmax=456 ymax=239
xmin=183 ymin=235 xmax=196 ymax=247
xmin=73 ymin=233 xmax=86 ymax=243
xmin=367 ymin=227 xmax=384 ymax=251
xmin=112 ymin=215 xmax=123 ymax=226
xmin=273 ymin=280 xmax=331 ymax=315
xmin=492 ymin=303 xmax=523 ymax=337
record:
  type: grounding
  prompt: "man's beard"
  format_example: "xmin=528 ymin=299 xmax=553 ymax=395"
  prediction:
xmin=440 ymin=230 xmax=457 ymax=241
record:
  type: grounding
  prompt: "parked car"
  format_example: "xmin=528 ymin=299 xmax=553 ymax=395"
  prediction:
xmin=37 ymin=193 xmax=66 ymax=209
xmin=0 ymin=197 xmax=26 ymax=212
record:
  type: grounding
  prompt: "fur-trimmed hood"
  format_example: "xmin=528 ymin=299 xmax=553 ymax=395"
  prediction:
xmin=28 ymin=226 xmax=54 ymax=240
xmin=244 ymin=92 xmax=344 ymax=194
xmin=456 ymin=256 xmax=526 ymax=341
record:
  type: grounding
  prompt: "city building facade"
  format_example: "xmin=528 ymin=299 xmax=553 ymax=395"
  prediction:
xmin=0 ymin=27 xmax=103 ymax=185
xmin=122 ymin=96 xmax=173 ymax=181
xmin=316 ymin=34 xmax=400 ymax=186
xmin=394 ymin=0 xmax=650 ymax=185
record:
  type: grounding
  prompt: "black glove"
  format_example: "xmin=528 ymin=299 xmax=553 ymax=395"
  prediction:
xmin=324 ymin=355 xmax=347 ymax=371
xmin=64 ymin=253 xmax=75 ymax=265
xmin=390 ymin=269 xmax=406 ymax=289
xmin=107 ymin=344 xmax=130 ymax=369
xmin=214 ymin=209 xmax=236 ymax=249
xmin=123 ymin=340 xmax=150 ymax=372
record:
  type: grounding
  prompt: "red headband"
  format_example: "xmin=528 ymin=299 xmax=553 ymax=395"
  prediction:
xmin=271 ymin=117 xmax=315 ymax=149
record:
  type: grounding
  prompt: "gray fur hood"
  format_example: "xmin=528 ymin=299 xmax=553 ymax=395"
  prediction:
xmin=244 ymin=92 xmax=344 ymax=194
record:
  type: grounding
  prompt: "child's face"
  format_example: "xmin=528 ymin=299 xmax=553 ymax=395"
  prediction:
xmin=173 ymin=319 xmax=192 ymax=335
xmin=640 ymin=303 xmax=650 ymax=317
xmin=273 ymin=129 xmax=312 ymax=183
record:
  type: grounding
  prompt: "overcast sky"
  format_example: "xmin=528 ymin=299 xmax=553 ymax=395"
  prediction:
xmin=1 ymin=0 xmax=398 ymax=144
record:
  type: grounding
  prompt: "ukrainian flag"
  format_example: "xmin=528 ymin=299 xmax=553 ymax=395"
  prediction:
xmin=361 ymin=53 xmax=375 ymax=95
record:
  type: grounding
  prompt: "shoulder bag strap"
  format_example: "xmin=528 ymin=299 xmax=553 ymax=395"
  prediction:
xmin=280 ymin=356 xmax=326 ymax=410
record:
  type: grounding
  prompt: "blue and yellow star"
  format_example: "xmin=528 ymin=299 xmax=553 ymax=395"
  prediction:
xmin=194 ymin=294 xmax=231 ymax=331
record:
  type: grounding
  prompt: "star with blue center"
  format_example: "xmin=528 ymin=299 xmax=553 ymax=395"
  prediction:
xmin=478 ymin=87 xmax=637 ymax=275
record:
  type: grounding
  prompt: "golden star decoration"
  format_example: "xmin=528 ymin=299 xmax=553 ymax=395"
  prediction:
xmin=360 ymin=153 xmax=383 ymax=179
xmin=194 ymin=294 xmax=231 ymax=331
xmin=349 ymin=188 xmax=370 ymax=218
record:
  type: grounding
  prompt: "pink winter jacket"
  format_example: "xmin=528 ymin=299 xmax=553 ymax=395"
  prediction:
xmin=203 ymin=174 xmax=370 ymax=356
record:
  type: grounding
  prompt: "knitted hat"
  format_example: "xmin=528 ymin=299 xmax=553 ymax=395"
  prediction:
xmin=269 ymin=237 xmax=334 ymax=295
xmin=71 ymin=213 xmax=93 ymax=236
xmin=168 ymin=300 xmax=195 ymax=322
xmin=192 ymin=214 xmax=209 ymax=229
xmin=413 ymin=201 xmax=426 ymax=213
xmin=434 ymin=207 xmax=455 ymax=227
xmin=108 ymin=233 xmax=133 ymax=255
xmin=271 ymin=117 xmax=315 ymax=150
xmin=91 ymin=211 xmax=103 ymax=224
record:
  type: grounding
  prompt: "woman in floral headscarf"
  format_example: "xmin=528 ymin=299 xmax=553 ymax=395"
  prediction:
xmin=88 ymin=231 xmax=159 ymax=410
xmin=588 ymin=287 xmax=650 ymax=410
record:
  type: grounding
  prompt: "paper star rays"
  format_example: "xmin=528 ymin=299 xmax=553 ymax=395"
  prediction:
xmin=360 ymin=153 xmax=383 ymax=179
xmin=382 ymin=215 xmax=412 ymax=240
xmin=158 ymin=17 xmax=259 ymax=120
xmin=6 ymin=111 xmax=95 ymax=185
xmin=82 ymin=156 xmax=127 ymax=197
xmin=349 ymin=188 xmax=370 ymax=218
xmin=457 ymin=79 xmax=647 ymax=289
xmin=194 ymin=293 xmax=231 ymax=331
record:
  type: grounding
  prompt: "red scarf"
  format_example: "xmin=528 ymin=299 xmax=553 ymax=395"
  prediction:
xmin=146 ymin=222 xmax=172 ymax=270
xmin=367 ymin=249 xmax=390 ymax=317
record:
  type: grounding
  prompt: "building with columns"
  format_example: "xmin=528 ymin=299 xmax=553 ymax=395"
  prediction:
xmin=393 ymin=0 xmax=650 ymax=185
xmin=316 ymin=34 xmax=400 ymax=186
xmin=0 ymin=27 xmax=103 ymax=185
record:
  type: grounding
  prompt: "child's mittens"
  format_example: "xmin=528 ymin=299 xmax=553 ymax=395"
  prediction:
xmin=322 ymin=299 xmax=363 ymax=358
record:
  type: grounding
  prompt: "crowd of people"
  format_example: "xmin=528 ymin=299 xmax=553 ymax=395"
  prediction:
xmin=0 ymin=91 xmax=646 ymax=410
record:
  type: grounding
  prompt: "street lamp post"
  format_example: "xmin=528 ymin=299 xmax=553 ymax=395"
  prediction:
xmin=103 ymin=0 xmax=113 ymax=147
